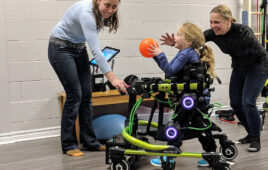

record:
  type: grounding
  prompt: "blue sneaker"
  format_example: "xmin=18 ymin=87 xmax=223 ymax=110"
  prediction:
xmin=150 ymin=156 xmax=175 ymax=167
xmin=197 ymin=159 xmax=209 ymax=167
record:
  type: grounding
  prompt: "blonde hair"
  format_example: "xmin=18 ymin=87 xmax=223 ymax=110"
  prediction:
xmin=211 ymin=4 xmax=236 ymax=22
xmin=180 ymin=22 xmax=217 ymax=78
xmin=92 ymin=0 xmax=120 ymax=33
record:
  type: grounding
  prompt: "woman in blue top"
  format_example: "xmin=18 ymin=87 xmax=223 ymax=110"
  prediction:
xmin=149 ymin=22 xmax=217 ymax=167
xmin=48 ymin=0 xmax=127 ymax=157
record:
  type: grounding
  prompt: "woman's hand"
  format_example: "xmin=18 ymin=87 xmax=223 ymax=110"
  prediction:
xmin=105 ymin=71 xmax=127 ymax=93
xmin=110 ymin=78 xmax=128 ymax=93
xmin=160 ymin=33 xmax=175 ymax=46
xmin=148 ymin=42 xmax=162 ymax=56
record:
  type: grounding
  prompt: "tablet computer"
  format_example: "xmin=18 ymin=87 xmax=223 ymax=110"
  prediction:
xmin=90 ymin=46 xmax=120 ymax=66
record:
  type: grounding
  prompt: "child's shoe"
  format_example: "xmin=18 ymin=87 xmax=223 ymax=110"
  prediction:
xmin=150 ymin=156 xmax=174 ymax=167
xmin=197 ymin=159 xmax=209 ymax=167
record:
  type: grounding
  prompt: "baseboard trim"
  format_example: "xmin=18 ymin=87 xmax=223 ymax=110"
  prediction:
xmin=0 ymin=126 xmax=60 ymax=145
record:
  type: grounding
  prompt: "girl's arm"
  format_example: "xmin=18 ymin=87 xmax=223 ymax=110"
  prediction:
xmin=154 ymin=52 xmax=188 ymax=77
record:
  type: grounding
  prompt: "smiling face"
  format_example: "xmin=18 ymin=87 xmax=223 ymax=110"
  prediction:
xmin=174 ymin=28 xmax=192 ymax=50
xmin=97 ymin=0 xmax=119 ymax=19
xmin=210 ymin=12 xmax=231 ymax=35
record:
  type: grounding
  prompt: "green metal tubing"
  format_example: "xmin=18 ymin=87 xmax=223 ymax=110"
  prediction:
xmin=122 ymin=121 xmax=202 ymax=158
xmin=151 ymin=83 xmax=205 ymax=92
xmin=124 ymin=149 xmax=202 ymax=158
xmin=122 ymin=127 xmax=170 ymax=151
xmin=157 ymin=83 xmax=172 ymax=91
xmin=164 ymin=79 xmax=171 ymax=83
xmin=138 ymin=120 xmax=158 ymax=128
xmin=122 ymin=120 xmax=168 ymax=151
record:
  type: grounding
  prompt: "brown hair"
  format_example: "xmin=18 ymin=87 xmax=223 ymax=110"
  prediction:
xmin=180 ymin=22 xmax=217 ymax=78
xmin=211 ymin=4 xmax=236 ymax=22
xmin=92 ymin=0 xmax=120 ymax=33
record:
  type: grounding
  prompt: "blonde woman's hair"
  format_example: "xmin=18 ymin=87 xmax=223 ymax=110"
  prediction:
xmin=92 ymin=0 xmax=120 ymax=33
xmin=211 ymin=4 xmax=236 ymax=22
xmin=180 ymin=22 xmax=217 ymax=78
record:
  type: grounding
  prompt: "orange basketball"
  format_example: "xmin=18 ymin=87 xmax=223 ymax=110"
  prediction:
xmin=139 ymin=38 xmax=159 ymax=58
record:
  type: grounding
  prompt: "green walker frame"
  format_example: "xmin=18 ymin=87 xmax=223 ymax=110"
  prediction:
xmin=106 ymin=78 xmax=233 ymax=170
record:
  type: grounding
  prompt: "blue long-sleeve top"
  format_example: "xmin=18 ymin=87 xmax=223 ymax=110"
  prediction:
xmin=50 ymin=0 xmax=111 ymax=74
xmin=153 ymin=47 xmax=199 ymax=77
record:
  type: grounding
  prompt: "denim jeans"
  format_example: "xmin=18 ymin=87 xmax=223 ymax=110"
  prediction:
xmin=229 ymin=65 xmax=268 ymax=137
xmin=48 ymin=42 xmax=101 ymax=152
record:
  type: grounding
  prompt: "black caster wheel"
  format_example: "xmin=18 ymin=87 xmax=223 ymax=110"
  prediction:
xmin=163 ymin=164 xmax=175 ymax=170
xmin=219 ymin=144 xmax=238 ymax=161
xmin=110 ymin=159 xmax=130 ymax=170
xmin=212 ymin=166 xmax=232 ymax=170
xmin=212 ymin=166 xmax=231 ymax=170
xmin=162 ymin=157 xmax=176 ymax=170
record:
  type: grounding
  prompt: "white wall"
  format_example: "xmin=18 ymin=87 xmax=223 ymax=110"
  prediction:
xmin=1 ymin=0 xmax=261 ymax=142
xmin=0 ymin=0 xmax=12 ymax=133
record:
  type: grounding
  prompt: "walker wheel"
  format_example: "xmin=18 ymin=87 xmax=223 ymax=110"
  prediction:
xmin=162 ymin=158 xmax=176 ymax=170
xmin=212 ymin=166 xmax=231 ymax=170
xmin=219 ymin=145 xmax=238 ymax=161
xmin=225 ymin=166 xmax=231 ymax=170
xmin=110 ymin=159 xmax=130 ymax=170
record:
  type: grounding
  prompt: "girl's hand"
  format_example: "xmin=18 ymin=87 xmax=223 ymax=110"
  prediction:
xmin=160 ymin=33 xmax=175 ymax=46
xmin=148 ymin=42 xmax=162 ymax=56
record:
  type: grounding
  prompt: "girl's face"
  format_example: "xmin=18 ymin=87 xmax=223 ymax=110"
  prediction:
xmin=174 ymin=28 xmax=191 ymax=50
xmin=210 ymin=12 xmax=231 ymax=35
xmin=97 ymin=0 xmax=119 ymax=19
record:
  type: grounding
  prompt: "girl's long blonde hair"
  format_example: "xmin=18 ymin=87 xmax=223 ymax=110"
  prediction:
xmin=180 ymin=22 xmax=217 ymax=78
xmin=92 ymin=0 xmax=120 ymax=33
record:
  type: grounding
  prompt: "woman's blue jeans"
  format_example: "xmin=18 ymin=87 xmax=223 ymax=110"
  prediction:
xmin=229 ymin=65 xmax=267 ymax=138
xmin=48 ymin=42 xmax=101 ymax=152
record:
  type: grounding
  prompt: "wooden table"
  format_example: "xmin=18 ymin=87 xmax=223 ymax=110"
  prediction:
xmin=58 ymin=90 xmax=129 ymax=110
xmin=58 ymin=90 xmax=154 ymax=143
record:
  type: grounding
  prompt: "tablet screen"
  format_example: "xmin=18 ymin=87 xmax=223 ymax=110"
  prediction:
xmin=90 ymin=46 xmax=120 ymax=66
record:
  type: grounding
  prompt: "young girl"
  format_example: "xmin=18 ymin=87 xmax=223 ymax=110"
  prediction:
xmin=149 ymin=22 xmax=217 ymax=167
xmin=150 ymin=22 xmax=216 ymax=79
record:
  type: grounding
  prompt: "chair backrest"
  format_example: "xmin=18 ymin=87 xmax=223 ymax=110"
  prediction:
xmin=173 ymin=61 xmax=211 ymax=84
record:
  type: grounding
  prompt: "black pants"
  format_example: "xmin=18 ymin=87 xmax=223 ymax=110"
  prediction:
xmin=183 ymin=128 xmax=217 ymax=152
xmin=171 ymin=108 xmax=217 ymax=152
xmin=48 ymin=42 xmax=101 ymax=152
xmin=230 ymin=65 xmax=267 ymax=137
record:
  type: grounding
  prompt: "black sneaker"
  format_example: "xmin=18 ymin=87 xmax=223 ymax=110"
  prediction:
xmin=238 ymin=135 xmax=251 ymax=144
xmin=248 ymin=137 xmax=261 ymax=152
xmin=260 ymin=111 xmax=265 ymax=130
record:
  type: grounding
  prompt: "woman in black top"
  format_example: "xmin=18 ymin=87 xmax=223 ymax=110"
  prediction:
xmin=160 ymin=4 xmax=268 ymax=152
xmin=205 ymin=4 xmax=268 ymax=152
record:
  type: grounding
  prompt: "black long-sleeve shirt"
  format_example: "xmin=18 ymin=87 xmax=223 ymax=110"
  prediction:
xmin=204 ymin=23 xmax=268 ymax=72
